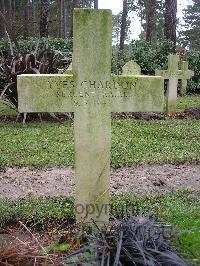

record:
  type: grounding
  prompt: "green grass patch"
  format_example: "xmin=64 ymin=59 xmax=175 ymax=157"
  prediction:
xmin=0 ymin=191 xmax=199 ymax=260
xmin=0 ymin=119 xmax=199 ymax=166
xmin=176 ymin=95 xmax=200 ymax=112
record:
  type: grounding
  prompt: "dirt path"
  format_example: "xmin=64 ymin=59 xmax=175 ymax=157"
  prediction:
xmin=0 ymin=164 xmax=199 ymax=198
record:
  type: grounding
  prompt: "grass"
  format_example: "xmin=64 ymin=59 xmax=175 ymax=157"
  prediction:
xmin=176 ymin=95 xmax=200 ymax=112
xmin=0 ymin=95 xmax=199 ymax=166
xmin=0 ymin=119 xmax=199 ymax=166
xmin=0 ymin=191 xmax=199 ymax=261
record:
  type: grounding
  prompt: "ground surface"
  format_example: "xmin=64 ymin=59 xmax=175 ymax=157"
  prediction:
xmin=0 ymin=163 xmax=199 ymax=198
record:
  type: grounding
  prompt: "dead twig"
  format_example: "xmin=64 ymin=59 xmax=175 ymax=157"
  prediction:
xmin=18 ymin=221 xmax=55 ymax=265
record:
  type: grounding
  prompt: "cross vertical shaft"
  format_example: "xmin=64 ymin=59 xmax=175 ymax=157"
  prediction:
xmin=166 ymin=54 xmax=179 ymax=114
xmin=73 ymin=9 xmax=112 ymax=222
xmin=181 ymin=61 xmax=189 ymax=96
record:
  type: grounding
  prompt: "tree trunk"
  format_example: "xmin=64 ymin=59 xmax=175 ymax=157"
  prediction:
xmin=145 ymin=0 xmax=156 ymax=43
xmin=164 ymin=0 xmax=177 ymax=45
xmin=24 ymin=0 xmax=29 ymax=38
xmin=70 ymin=0 xmax=78 ymax=37
xmin=58 ymin=0 xmax=63 ymax=37
xmin=32 ymin=0 xmax=37 ymax=36
xmin=119 ymin=0 xmax=128 ymax=50
xmin=63 ymin=0 xmax=67 ymax=37
xmin=12 ymin=0 xmax=16 ymax=34
xmin=40 ymin=0 xmax=49 ymax=38
xmin=66 ymin=0 xmax=72 ymax=38
xmin=0 ymin=0 xmax=5 ymax=38
xmin=59 ymin=0 xmax=67 ymax=38
xmin=8 ymin=0 xmax=13 ymax=35
xmin=94 ymin=0 xmax=98 ymax=8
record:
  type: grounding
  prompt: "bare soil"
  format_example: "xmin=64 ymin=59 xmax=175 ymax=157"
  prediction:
xmin=1 ymin=107 xmax=200 ymax=122
xmin=0 ymin=163 xmax=199 ymax=198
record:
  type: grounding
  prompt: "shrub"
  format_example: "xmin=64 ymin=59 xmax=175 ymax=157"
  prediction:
xmin=0 ymin=37 xmax=73 ymax=56
xmin=184 ymin=50 xmax=200 ymax=93
xmin=112 ymin=40 xmax=200 ymax=94
xmin=0 ymin=37 xmax=199 ymax=94
xmin=0 ymin=48 xmax=69 ymax=112
xmin=112 ymin=40 xmax=176 ymax=75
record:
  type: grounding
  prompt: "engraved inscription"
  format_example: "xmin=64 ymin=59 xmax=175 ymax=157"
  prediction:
xmin=47 ymin=78 xmax=138 ymax=106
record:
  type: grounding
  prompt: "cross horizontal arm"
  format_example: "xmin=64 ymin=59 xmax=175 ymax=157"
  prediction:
xmin=155 ymin=69 xmax=194 ymax=80
xmin=18 ymin=74 xmax=164 ymax=113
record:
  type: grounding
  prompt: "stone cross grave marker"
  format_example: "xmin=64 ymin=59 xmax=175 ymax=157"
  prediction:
xmin=122 ymin=60 xmax=141 ymax=75
xmin=181 ymin=61 xmax=194 ymax=96
xmin=17 ymin=9 xmax=164 ymax=223
xmin=156 ymin=54 xmax=194 ymax=114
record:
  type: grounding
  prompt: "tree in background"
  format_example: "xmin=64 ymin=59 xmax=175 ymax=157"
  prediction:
xmin=94 ymin=0 xmax=98 ymax=9
xmin=0 ymin=0 xmax=5 ymax=38
xmin=113 ymin=12 xmax=131 ymax=45
xmin=164 ymin=0 xmax=177 ymax=45
xmin=0 ymin=0 xmax=104 ymax=40
xmin=136 ymin=0 xmax=164 ymax=43
xmin=8 ymin=0 xmax=15 ymax=36
xmin=58 ymin=0 xmax=66 ymax=38
xmin=40 ymin=0 xmax=49 ymax=38
xmin=24 ymin=0 xmax=29 ymax=38
xmin=179 ymin=0 xmax=200 ymax=50
xmin=120 ymin=0 xmax=128 ymax=50
xmin=0 ymin=0 xmax=18 ymax=45
xmin=112 ymin=13 xmax=122 ymax=44
xmin=145 ymin=0 xmax=156 ymax=42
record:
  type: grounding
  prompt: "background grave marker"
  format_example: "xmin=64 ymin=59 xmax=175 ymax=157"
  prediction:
xmin=156 ymin=54 xmax=179 ymax=114
xmin=181 ymin=61 xmax=194 ymax=96
xmin=156 ymin=54 xmax=194 ymax=114
xmin=18 ymin=9 xmax=164 ymax=223
xmin=122 ymin=60 xmax=141 ymax=75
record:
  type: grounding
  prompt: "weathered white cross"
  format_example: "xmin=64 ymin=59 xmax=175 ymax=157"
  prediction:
xmin=17 ymin=9 xmax=164 ymax=223
xmin=181 ymin=61 xmax=194 ymax=95
xmin=156 ymin=54 xmax=194 ymax=114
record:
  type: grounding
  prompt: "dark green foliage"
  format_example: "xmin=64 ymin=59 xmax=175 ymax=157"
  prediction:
xmin=112 ymin=40 xmax=176 ymax=75
xmin=0 ymin=37 xmax=199 ymax=94
xmin=0 ymin=37 xmax=73 ymax=56
xmin=184 ymin=50 xmax=200 ymax=93
xmin=112 ymin=40 xmax=200 ymax=93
